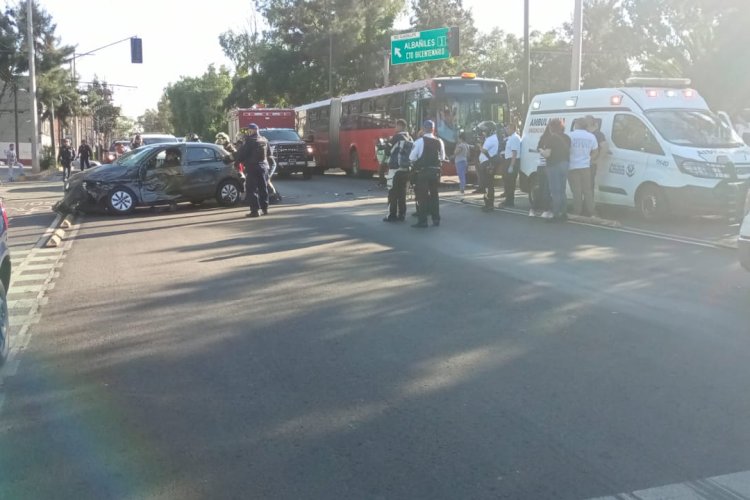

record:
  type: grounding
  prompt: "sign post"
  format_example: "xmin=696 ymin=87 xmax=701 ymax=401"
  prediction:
xmin=391 ymin=27 xmax=459 ymax=66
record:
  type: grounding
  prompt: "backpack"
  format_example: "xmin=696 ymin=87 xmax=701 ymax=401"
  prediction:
xmin=397 ymin=137 xmax=414 ymax=169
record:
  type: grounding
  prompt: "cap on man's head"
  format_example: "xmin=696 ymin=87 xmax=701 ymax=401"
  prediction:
xmin=247 ymin=123 xmax=260 ymax=131
xmin=423 ymin=120 xmax=435 ymax=131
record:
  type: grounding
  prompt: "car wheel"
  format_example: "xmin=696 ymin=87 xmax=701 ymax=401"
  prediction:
xmin=0 ymin=281 xmax=10 ymax=366
xmin=107 ymin=187 xmax=137 ymax=215
xmin=217 ymin=179 xmax=241 ymax=206
xmin=302 ymin=169 xmax=312 ymax=180
xmin=636 ymin=183 xmax=668 ymax=219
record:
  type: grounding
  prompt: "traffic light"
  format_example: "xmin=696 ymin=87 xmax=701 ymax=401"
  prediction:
xmin=448 ymin=27 xmax=460 ymax=57
xmin=130 ymin=37 xmax=143 ymax=64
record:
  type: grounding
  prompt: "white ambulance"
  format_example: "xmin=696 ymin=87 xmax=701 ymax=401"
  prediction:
xmin=520 ymin=79 xmax=750 ymax=218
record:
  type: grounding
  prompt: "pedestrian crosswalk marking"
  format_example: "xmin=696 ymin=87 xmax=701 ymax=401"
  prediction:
xmin=588 ymin=470 xmax=750 ymax=499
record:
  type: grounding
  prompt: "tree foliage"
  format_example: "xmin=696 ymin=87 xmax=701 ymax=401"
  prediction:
xmin=138 ymin=94 xmax=173 ymax=134
xmin=165 ymin=64 xmax=232 ymax=140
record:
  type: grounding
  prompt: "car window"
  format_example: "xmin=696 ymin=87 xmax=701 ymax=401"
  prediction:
xmin=612 ymin=114 xmax=664 ymax=155
xmin=186 ymin=147 xmax=218 ymax=164
xmin=149 ymin=148 xmax=182 ymax=169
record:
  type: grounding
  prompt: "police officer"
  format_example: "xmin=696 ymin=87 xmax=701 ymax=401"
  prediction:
xmin=475 ymin=121 xmax=500 ymax=211
xmin=58 ymin=138 xmax=75 ymax=182
xmin=236 ymin=124 xmax=270 ymax=218
xmin=383 ymin=119 xmax=412 ymax=222
xmin=409 ymin=120 xmax=447 ymax=228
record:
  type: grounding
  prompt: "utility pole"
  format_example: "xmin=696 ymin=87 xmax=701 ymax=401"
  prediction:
xmin=27 ymin=0 xmax=40 ymax=173
xmin=523 ymin=0 xmax=531 ymax=118
xmin=13 ymin=80 xmax=20 ymax=156
xmin=570 ymin=0 xmax=583 ymax=91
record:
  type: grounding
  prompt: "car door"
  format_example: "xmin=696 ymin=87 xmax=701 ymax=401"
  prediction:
xmin=183 ymin=146 xmax=222 ymax=200
xmin=598 ymin=113 xmax=664 ymax=207
xmin=139 ymin=146 xmax=185 ymax=204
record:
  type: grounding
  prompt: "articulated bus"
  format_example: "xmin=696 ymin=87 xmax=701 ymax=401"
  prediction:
xmin=295 ymin=74 xmax=510 ymax=176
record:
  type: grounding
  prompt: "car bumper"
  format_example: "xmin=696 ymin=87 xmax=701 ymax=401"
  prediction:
xmin=275 ymin=160 xmax=315 ymax=174
xmin=663 ymin=181 xmax=749 ymax=216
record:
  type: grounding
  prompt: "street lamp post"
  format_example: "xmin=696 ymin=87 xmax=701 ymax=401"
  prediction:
xmin=13 ymin=80 xmax=19 ymax=156
xmin=523 ymin=0 xmax=530 ymax=117
xmin=570 ymin=0 xmax=583 ymax=91
xmin=27 ymin=0 xmax=40 ymax=173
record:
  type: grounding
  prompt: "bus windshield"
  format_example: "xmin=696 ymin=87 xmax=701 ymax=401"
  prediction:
xmin=646 ymin=109 xmax=744 ymax=148
xmin=436 ymin=97 xmax=507 ymax=148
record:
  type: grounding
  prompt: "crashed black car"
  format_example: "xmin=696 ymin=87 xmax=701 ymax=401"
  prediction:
xmin=54 ymin=143 xmax=244 ymax=215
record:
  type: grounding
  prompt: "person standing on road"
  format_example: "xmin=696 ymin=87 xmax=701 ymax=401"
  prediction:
xmin=476 ymin=121 xmax=500 ymax=212
xmin=539 ymin=118 xmax=571 ymax=221
xmin=265 ymin=139 xmax=282 ymax=205
xmin=77 ymin=139 xmax=93 ymax=171
xmin=4 ymin=143 xmax=19 ymax=182
xmin=58 ymin=139 xmax=75 ymax=182
xmin=236 ymin=124 xmax=270 ymax=218
xmin=567 ymin=118 xmax=599 ymax=217
xmin=500 ymin=123 xmax=522 ymax=208
xmin=384 ymin=119 xmax=413 ymax=222
xmin=131 ymin=134 xmax=144 ymax=150
xmin=452 ymin=132 xmax=470 ymax=194
xmin=530 ymin=123 xmax=554 ymax=217
xmin=585 ymin=115 xmax=608 ymax=192
xmin=409 ymin=120 xmax=446 ymax=228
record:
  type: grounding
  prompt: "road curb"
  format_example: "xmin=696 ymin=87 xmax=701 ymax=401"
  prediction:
xmin=36 ymin=213 xmax=75 ymax=248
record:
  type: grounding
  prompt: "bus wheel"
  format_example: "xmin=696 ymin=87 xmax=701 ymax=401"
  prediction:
xmin=636 ymin=183 xmax=668 ymax=219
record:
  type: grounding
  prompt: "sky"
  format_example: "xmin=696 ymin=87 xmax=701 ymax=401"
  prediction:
xmin=35 ymin=0 xmax=575 ymax=119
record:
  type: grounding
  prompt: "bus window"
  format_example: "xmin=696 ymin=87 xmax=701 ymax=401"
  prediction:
xmin=405 ymin=91 xmax=419 ymax=133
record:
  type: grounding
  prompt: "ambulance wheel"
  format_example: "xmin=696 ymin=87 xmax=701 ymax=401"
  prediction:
xmin=636 ymin=183 xmax=668 ymax=219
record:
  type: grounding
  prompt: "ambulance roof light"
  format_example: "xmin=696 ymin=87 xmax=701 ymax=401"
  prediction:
xmin=611 ymin=95 xmax=623 ymax=106
xmin=625 ymin=77 xmax=692 ymax=89
xmin=461 ymin=72 xmax=477 ymax=79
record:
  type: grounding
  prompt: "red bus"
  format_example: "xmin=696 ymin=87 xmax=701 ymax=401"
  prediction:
xmin=295 ymin=74 xmax=510 ymax=176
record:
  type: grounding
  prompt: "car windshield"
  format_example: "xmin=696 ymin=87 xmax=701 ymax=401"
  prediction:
xmin=262 ymin=130 xmax=302 ymax=142
xmin=646 ymin=109 xmax=744 ymax=148
xmin=436 ymin=96 xmax=507 ymax=149
xmin=113 ymin=146 xmax=157 ymax=167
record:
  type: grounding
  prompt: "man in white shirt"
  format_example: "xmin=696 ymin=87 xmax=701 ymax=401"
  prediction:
xmin=500 ymin=123 xmax=522 ymax=208
xmin=4 ymin=143 xmax=20 ymax=182
xmin=409 ymin=120 xmax=447 ymax=228
xmin=477 ymin=121 xmax=500 ymax=210
xmin=567 ymin=118 xmax=599 ymax=216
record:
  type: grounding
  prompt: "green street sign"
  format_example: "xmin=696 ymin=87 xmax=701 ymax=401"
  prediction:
xmin=391 ymin=27 xmax=456 ymax=66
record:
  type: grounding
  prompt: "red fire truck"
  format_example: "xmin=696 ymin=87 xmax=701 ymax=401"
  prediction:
xmin=227 ymin=108 xmax=296 ymax=141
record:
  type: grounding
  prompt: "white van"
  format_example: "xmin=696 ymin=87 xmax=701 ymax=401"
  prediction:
xmin=520 ymin=79 xmax=750 ymax=218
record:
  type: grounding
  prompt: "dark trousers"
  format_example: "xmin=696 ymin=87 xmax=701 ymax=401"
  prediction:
xmin=80 ymin=157 xmax=90 ymax=170
xmin=387 ymin=170 xmax=409 ymax=218
xmin=480 ymin=160 xmax=497 ymax=209
xmin=502 ymin=159 xmax=517 ymax=206
xmin=414 ymin=168 xmax=440 ymax=223
xmin=62 ymin=162 xmax=71 ymax=180
xmin=532 ymin=166 xmax=551 ymax=212
xmin=246 ymin=164 xmax=269 ymax=213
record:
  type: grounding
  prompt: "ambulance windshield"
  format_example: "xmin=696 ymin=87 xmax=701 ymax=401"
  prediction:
xmin=647 ymin=109 xmax=744 ymax=148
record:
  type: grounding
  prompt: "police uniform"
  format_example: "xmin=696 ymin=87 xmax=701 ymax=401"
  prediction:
xmin=409 ymin=121 xmax=446 ymax=228
xmin=236 ymin=124 xmax=270 ymax=217
xmin=384 ymin=129 xmax=412 ymax=222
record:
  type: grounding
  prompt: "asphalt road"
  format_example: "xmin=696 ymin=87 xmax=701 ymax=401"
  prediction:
xmin=0 ymin=172 xmax=748 ymax=499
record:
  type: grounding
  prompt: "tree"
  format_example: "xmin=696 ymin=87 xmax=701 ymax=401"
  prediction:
xmin=622 ymin=0 xmax=750 ymax=109
xmin=221 ymin=0 xmax=404 ymax=106
xmin=166 ymin=64 xmax=232 ymax=140
xmin=138 ymin=93 xmax=173 ymax=133
xmin=81 ymin=79 xmax=121 ymax=146
xmin=0 ymin=0 xmax=78 ymax=133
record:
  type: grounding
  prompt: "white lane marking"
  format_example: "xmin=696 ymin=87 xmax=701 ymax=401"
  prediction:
xmin=589 ymin=469 xmax=750 ymax=499
xmin=441 ymin=197 xmax=734 ymax=251
xmin=11 ymin=273 xmax=53 ymax=283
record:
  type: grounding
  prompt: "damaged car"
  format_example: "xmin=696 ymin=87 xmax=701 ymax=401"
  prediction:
xmin=54 ymin=143 xmax=243 ymax=215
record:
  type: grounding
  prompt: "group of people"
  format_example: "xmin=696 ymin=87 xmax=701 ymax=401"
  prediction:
xmin=381 ymin=114 xmax=606 ymax=226
xmin=531 ymin=115 xmax=605 ymax=221
xmin=216 ymin=124 xmax=281 ymax=218
xmin=58 ymin=138 xmax=94 ymax=182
